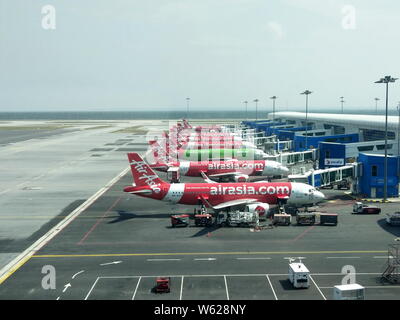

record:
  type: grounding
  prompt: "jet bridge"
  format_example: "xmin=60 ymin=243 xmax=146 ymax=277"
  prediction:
xmin=264 ymin=149 xmax=317 ymax=166
xmin=288 ymin=163 xmax=358 ymax=188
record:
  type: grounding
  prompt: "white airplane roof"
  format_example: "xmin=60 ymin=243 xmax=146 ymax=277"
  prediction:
xmin=270 ymin=112 xmax=400 ymax=131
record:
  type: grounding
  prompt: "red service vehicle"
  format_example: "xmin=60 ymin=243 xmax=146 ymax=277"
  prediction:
xmin=170 ymin=214 xmax=189 ymax=227
xmin=155 ymin=277 xmax=170 ymax=293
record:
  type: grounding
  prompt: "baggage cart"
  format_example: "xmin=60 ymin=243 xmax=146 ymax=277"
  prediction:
xmin=194 ymin=214 xmax=213 ymax=227
xmin=320 ymin=213 xmax=338 ymax=226
xmin=273 ymin=213 xmax=291 ymax=226
xmin=296 ymin=212 xmax=315 ymax=225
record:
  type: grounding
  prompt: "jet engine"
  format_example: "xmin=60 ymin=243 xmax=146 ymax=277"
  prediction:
xmin=245 ymin=203 xmax=270 ymax=219
xmin=233 ymin=174 xmax=249 ymax=182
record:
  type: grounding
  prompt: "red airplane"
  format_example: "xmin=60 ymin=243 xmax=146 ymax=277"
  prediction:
xmin=147 ymin=143 xmax=289 ymax=182
xmin=182 ymin=119 xmax=222 ymax=133
xmin=161 ymin=132 xmax=257 ymax=150
xmin=124 ymin=153 xmax=325 ymax=217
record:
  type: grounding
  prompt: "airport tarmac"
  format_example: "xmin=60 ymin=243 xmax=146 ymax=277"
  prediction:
xmin=0 ymin=163 xmax=400 ymax=300
xmin=1 ymin=119 xmax=399 ymax=300
xmin=0 ymin=120 xmax=170 ymax=269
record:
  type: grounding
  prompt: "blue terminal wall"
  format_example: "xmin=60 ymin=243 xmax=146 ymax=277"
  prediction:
xmin=241 ymin=120 xmax=272 ymax=128
xmin=294 ymin=133 xmax=359 ymax=152
xmin=358 ymin=153 xmax=399 ymax=198
xmin=276 ymin=127 xmax=311 ymax=141
xmin=319 ymin=143 xmax=346 ymax=169
xmin=253 ymin=122 xmax=283 ymax=135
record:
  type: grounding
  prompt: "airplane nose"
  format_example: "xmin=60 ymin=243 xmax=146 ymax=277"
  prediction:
xmin=279 ymin=166 xmax=290 ymax=176
xmin=314 ymin=190 xmax=326 ymax=203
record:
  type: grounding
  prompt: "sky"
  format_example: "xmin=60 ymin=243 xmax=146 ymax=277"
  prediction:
xmin=0 ymin=0 xmax=399 ymax=112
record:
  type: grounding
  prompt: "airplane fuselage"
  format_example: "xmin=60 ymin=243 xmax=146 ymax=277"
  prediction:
xmin=124 ymin=181 xmax=324 ymax=207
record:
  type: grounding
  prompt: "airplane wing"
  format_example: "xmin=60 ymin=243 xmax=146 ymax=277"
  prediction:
xmin=213 ymin=199 xmax=259 ymax=210
xmin=208 ymin=172 xmax=238 ymax=178
xmin=200 ymin=171 xmax=217 ymax=183
xmin=199 ymin=196 xmax=258 ymax=210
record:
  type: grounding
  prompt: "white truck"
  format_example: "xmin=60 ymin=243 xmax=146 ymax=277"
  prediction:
xmin=333 ymin=284 xmax=365 ymax=300
xmin=288 ymin=262 xmax=310 ymax=288
xmin=217 ymin=211 xmax=259 ymax=227
xmin=386 ymin=212 xmax=400 ymax=226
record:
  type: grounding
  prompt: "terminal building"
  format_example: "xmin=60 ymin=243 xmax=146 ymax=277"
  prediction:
xmin=242 ymin=112 xmax=400 ymax=198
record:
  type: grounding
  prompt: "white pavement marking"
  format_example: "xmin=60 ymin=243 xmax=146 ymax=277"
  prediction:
xmin=373 ymin=256 xmax=394 ymax=259
xmin=147 ymin=259 xmax=182 ymax=262
xmin=309 ymin=275 xmax=327 ymax=300
xmin=63 ymin=283 xmax=71 ymax=293
xmin=131 ymin=277 xmax=141 ymax=300
xmin=100 ymin=261 xmax=123 ymax=266
xmin=224 ymin=275 xmax=230 ymax=301
xmin=180 ymin=276 xmax=184 ymax=301
xmin=194 ymin=258 xmax=216 ymax=261
xmin=98 ymin=272 xmax=383 ymax=280
xmin=85 ymin=277 xmax=100 ymax=300
xmin=236 ymin=257 xmax=271 ymax=260
xmin=266 ymin=275 xmax=278 ymax=301
xmin=326 ymin=257 xmax=360 ymax=259
xmin=0 ymin=167 xmax=130 ymax=285
xmin=72 ymin=270 xmax=85 ymax=279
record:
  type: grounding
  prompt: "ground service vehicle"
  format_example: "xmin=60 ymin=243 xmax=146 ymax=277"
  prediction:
xmin=170 ymin=214 xmax=189 ymax=227
xmin=352 ymin=202 xmax=381 ymax=214
xmin=288 ymin=262 xmax=310 ymax=288
xmin=386 ymin=212 xmax=400 ymax=226
xmin=216 ymin=211 xmax=259 ymax=227
xmin=155 ymin=277 xmax=170 ymax=293
xmin=194 ymin=214 xmax=213 ymax=227
xmin=333 ymin=284 xmax=365 ymax=300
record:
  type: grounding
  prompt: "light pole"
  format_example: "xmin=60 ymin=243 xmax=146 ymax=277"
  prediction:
xmin=375 ymin=97 xmax=380 ymax=114
xmin=186 ymin=97 xmax=190 ymax=120
xmin=301 ymin=90 xmax=312 ymax=150
xmin=375 ymin=76 xmax=398 ymax=202
xmin=244 ymin=100 xmax=248 ymax=120
xmin=340 ymin=96 xmax=345 ymax=114
xmin=253 ymin=99 xmax=259 ymax=121
xmin=397 ymin=102 xmax=400 ymax=196
xmin=270 ymin=96 xmax=277 ymax=124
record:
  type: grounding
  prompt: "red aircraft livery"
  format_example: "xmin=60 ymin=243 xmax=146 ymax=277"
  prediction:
xmin=124 ymin=153 xmax=325 ymax=212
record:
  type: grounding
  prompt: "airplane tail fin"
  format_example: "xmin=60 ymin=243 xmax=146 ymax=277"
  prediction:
xmin=149 ymin=139 xmax=170 ymax=158
xmin=127 ymin=153 xmax=165 ymax=187
xmin=182 ymin=119 xmax=192 ymax=129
